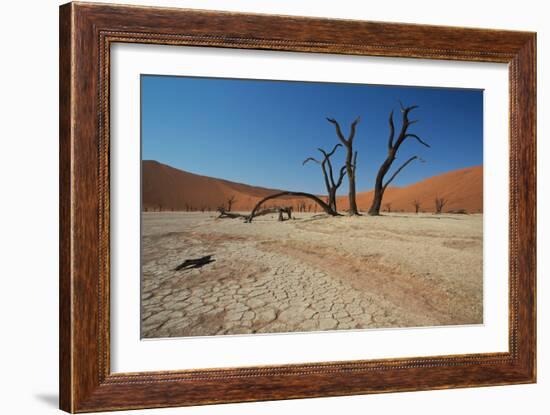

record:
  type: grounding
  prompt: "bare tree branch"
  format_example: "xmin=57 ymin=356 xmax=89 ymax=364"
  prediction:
xmin=226 ymin=195 xmax=237 ymax=212
xmin=388 ymin=110 xmax=395 ymax=150
xmin=368 ymin=103 xmax=429 ymax=216
xmin=383 ymin=156 xmax=418 ymax=190
xmin=303 ymin=157 xmax=321 ymax=165
xmin=327 ymin=117 xmax=361 ymax=215
xmin=318 ymin=143 xmax=342 ymax=159
xmin=348 ymin=116 xmax=361 ymax=145
xmin=326 ymin=118 xmax=346 ymax=143
xmin=246 ymin=191 xmax=338 ymax=222
xmin=305 ymin=144 xmax=346 ymax=212
xmin=435 ymin=197 xmax=447 ymax=214
xmin=335 ymin=165 xmax=347 ymax=188
xmin=404 ymin=133 xmax=431 ymax=148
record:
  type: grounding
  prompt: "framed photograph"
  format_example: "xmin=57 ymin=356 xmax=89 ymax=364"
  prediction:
xmin=59 ymin=2 xmax=536 ymax=412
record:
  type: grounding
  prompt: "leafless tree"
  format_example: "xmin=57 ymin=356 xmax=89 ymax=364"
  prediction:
xmin=246 ymin=191 xmax=338 ymax=223
xmin=435 ymin=197 xmax=447 ymax=214
xmin=303 ymin=144 xmax=347 ymax=213
xmin=413 ymin=199 xmax=421 ymax=214
xmin=326 ymin=116 xmax=361 ymax=215
xmin=226 ymin=195 xmax=237 ymax=212
xmin=368 ymin=103 xmax=430 ymax=216
xmin=384 ymin=203 xmax=392 ymax=213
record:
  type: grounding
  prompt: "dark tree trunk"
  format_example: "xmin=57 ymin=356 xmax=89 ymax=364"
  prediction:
xmin=328 ymin=188 xmax=337 ymax=212
xmin=326 ymin=117 xmax=361 ymax=215
xmin=246 ymin=191 xmax=337 ymax=223
xmin=435 ymin=197 xmax=447 ymax=214
xmin=346 ymin=149 xmax=359 ymax=215
xmin=368 ymin=104 xmax=430 ymax=216
xmin=303 ymin=144 xmax=346 ymax=214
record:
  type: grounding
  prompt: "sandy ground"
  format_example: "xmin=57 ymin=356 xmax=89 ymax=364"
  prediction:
xmin=141 ymin=211 xmax=483 ymax=338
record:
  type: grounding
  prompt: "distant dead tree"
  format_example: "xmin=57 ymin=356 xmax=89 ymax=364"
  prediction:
xmin=246 ymin=191 xmax=338 ymax=223
xmin=303 ymin=144 xmax=346 ymax=213
xmin=226 ymin=195 xmax=237 ymax=212
xmin=327 ymin=116 xmax=361 ymax=215
xmin=413 ymin=199 xmax=421 ymax=214
xmin=368 ymin=103 xmax=430 ymax=216
xmin=435 ymin=197 xmax=447 ymax=214
xmin=384 ymin=203 xmax=392 ymax=213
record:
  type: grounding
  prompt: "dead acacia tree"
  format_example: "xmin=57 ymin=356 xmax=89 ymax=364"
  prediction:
xmin=384 ymin=203 xmax=392 ymax=213
xmin=303 ymin=144 xmax=347 ymax=213
xmin=368 ymin=103 xmax=430 ymax=216
xmin=326 ymin=117 xmax=361 ymax=215
xmin=413 ymin=199 xmax=421 ymax=214
xmin=435 ymin=197 xmax=447 ymax=214
xmin=246 ymin=191 xmax=337 ymax=223
xmin=226 ymin=195 xmax=237 ymax=212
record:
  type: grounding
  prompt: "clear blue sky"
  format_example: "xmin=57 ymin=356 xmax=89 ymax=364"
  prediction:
xmin=141 ymin=75 xmax=483 ymax=194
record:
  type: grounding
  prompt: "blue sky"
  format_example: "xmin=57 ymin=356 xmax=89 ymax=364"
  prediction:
xmin=141 ymin=75 xmax=483 ymax=194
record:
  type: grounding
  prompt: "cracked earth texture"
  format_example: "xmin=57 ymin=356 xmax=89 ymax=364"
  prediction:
xmin=141 ymin=212 xmax=482 ymax=338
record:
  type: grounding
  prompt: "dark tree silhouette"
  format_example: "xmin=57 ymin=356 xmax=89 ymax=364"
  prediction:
xmin=217 ymin=207 xmax=246 ymax=219
xmin=246 ymin=191 xmax=338 ymax=223
xmin=368 ymin=103 xmax=430 ymax=216
xmin=226 ymin=195 xmax=237 ymax=212
xmin=326 ymin=117 xmax=361 ymax=215
xmin=435 ymin=197 xmax=447 ymax=214
xmin=413 ymin=199 xmax=421 ymax=214
xmin=303 ymin=144 xmax=347 ymax=213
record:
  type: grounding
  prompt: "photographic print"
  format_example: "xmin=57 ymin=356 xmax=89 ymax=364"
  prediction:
xmin=140 ymin=75 xmax=483 ymax=339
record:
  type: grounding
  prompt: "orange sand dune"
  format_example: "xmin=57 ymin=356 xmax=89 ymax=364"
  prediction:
xmin=142 ymin=160 xmax=308 ymax=212
xmin=345 ymin=165 xmax=483 ymax=213
xmin=142 ymin=160 xmax=482 ymax=213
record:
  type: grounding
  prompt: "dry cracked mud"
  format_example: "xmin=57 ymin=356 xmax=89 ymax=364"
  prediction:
xmin=141 ymin=212 xmax=482 ymax=338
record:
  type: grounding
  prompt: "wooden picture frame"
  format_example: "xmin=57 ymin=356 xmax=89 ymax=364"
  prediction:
xmin=59 ymin=2 xmax=536 ymax=412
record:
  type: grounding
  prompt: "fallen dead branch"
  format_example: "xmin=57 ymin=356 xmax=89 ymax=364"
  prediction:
xmin=217 ymin=208 xmax=248 ymax=219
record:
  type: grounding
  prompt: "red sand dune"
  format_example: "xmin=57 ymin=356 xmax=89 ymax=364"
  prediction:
xmin=142 ymin=160 xmax=482 ymax=213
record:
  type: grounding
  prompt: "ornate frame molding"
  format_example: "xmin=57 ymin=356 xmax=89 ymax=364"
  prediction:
xmin=60 ymin=2 xmax=536 ymax=412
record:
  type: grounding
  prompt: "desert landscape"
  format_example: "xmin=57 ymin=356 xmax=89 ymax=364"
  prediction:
xmin=142 ymin=160 xmax=483 ymax=214
xmin=141 ymin=162 xmax=483 ymax=338
xmin=140 ymin=76 xmax=484 ymax=338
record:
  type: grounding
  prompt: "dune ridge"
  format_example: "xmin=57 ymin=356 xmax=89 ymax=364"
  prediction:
xmin=142 ymin=160 xmax=482 ymax=213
